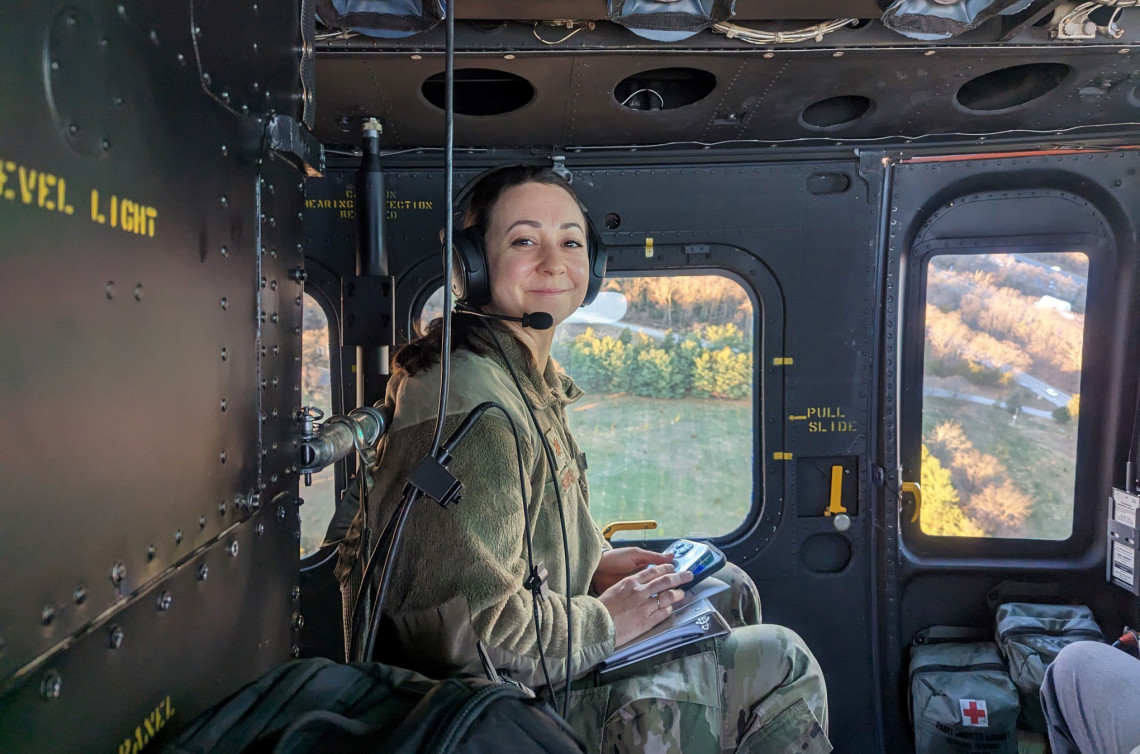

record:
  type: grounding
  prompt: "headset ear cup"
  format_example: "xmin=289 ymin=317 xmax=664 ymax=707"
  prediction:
xmin=581 ymin=222 xmax=607 ymax=306
xmin=450 ymin=226 xmax=490 ymax=307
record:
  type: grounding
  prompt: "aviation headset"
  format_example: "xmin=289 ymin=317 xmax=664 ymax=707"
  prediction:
xmin=447 ymin=164 xmax=609 ymax=308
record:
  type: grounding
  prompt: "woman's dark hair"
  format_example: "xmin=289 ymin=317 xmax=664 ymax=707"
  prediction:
xmin=393 ymin=165 xmax=581 ymax=377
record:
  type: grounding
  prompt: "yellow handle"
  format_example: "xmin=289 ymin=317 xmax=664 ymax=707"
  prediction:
xmin=824 ymin=465 xmax=848 ymax=517
xmin=902 ymin=482 xmax=923 ymax=524
xmin=602 ymin=520 xmax=659 ymax=541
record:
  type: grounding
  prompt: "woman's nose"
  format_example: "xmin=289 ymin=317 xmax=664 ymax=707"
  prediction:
xmin=536 ymin=242 xmax=565 ymax=274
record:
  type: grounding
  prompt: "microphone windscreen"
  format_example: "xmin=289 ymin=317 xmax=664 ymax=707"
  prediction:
xmin=524 ymin=312 xmax=554 ymax=330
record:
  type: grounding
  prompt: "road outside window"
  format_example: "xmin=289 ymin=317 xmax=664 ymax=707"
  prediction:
xmin=920 ymin=251 xmax=1087 ymax=540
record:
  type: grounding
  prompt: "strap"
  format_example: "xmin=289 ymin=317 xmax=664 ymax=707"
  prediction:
xmin=275 ymin=709 xmax=386 ymax=754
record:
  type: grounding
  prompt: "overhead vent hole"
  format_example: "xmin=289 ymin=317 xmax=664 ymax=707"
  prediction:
xmin=614 ymin=67 xmax=716 ymax=111
xmin=422 ymin=69 xmax=534 ymax=116
xmin=956 ymin=63 xmax=1070 ymax=112
xmin=800 ymin=95 xmax=871 ymax=130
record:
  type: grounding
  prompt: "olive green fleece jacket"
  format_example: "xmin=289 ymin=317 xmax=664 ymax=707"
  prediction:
xmin=336 ymin=327 xmax=616 ymax=687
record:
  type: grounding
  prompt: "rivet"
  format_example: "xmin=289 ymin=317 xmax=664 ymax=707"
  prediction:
xmin=202 ymin=72 xmax=211 ymax=85
xmin=193 ymin=25 xmax=201 ymax=37
xmin=292 ymin=613 xmax=304 ymax=630
xmin=219 ymin=450 xmax=227 ymax=463
xmin=411 ymin=54 xmax=422 ymax=60
xmin=177 ymin=53 xmax=185 ymax=64
xmin=117 ymin=4 xmax=126 ymax=17
xmin=292 ymin=645 xmax=301 ymax=658
xmin=295 ymin=296 xmax=302 ymax=306
xmin=221 ymin=90 xmax=230 ymax=102
xmin=228 ymin=540 xmax=239 ymax=557
xmin=272 ymin=345 xmax=279 ymax=356
xmin=102 ymin=139 xmax=112 ymax=151
xmin=146 ymin=544 xmax=156 ymax=561
xmin=40 ymin=670 xmax=62 ymax=700
xmin=106 ymin=281 xmax=116 ymax=299
xmin=110 ymin=561 xmax=126 ymax=586
xmin=220 ymin=347 xmax=228 ymax=361
xmin=50 ymin=60 xmax=59 ymax=71
xmin=220 ymin=194 xmax=228 ymax=208
xmin=271 ymin=280 xmax=278 ymax=291
xmin=277 ymin=505 xmax=286 ymax=521
xmin=73 ymin=586 xmax=87 ymax=604
xmin=68 ymin=123 xmax=79 ymax=135
xmin=924 ymin=50 xmax=935 ymax=56
xmin=113 ymin=95 xmax=123 ymax=107
xmin=149 ymin=29 xmax=159 ymax=44
xmin=156 ymin=591 xmax=172 ymax=611
xmin=271 ymin=377 xmax=279 ymax=388
xmin=108 ymin=625 xmax=124 ymax=649
xmin=504 ymin=54 xmax=515 ymax=60
xmin=763 ymin=52 xmax=774 ymax=58
xmin=220 ymin=297 xmax=228 ymax=310
xmin=133 ymin=284 xmax=143 ymax=301
xmin=199 ymin=514 xmax=207 ymax=528
xmin=256 ymin=522 xmax=265 ymax=536
xmin=198 ymin=564 xmax=209 ymax=581
xmin=292 ymin=586 xmax=301 ymax=600
xmin=220 ymin=398 xmax=228 ymax=412
xmin=219 ymin=500 xmax=227 ymax=516
xmin=832 ymin=51 xmax=844 ymax=57
xmin=41 ymin=605 xmax=56 ymax=625
xmin=220 ymin=244 xmax=228 ymax=258
xmin=174 ymin=529 xmax=183 ymax=544
xmin=271 ymin=473 xmax=279 ymax=483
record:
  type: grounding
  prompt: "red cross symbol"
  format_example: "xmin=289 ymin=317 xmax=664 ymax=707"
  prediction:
xmin=960 ymin=699 xmax=988 ymax=727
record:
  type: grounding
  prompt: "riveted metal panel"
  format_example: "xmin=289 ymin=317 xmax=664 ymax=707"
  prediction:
xmin=0 ymin=0 xmax=307 ymax=744
xmin=0 ymin=512 xmax=296 ymax=753
xmin=313 ymin=33 xmax=1140 ymax=149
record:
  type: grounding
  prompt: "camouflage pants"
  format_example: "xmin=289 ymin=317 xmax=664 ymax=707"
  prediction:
xmin=565 ymin=563 xmax=831 ymax=754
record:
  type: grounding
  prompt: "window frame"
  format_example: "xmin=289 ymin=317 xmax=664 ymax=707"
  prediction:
xmin=299 ymin=259 xmax=346 ymax=563
xmin=409 ymin=244 xmax=781 ymax=549
xmin=899 ymin=233 xmax=1110 ymax=560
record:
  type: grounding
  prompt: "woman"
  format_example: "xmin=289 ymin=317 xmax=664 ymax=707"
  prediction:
xmin=335 ymin=165 xmax=831 ymax=754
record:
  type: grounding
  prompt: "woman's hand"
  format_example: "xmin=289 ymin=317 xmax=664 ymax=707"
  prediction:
xmin=591 ymin=547 xmax=674 ymax=594
xmin=597 ymin=564 xmax=693 ymax=647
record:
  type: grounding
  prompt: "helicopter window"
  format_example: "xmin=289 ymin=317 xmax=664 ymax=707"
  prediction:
xmin=300 ymin=291 xmax=337 ymax=556
xmin=417 ymin=273 xmax=756 ymax=539
xmin=919 ymin=251 xmax=1087 ymax=541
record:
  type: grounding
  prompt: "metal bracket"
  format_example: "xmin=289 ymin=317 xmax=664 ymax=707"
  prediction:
xmin=267 ymin=115 xmax=325 ymax=177
xmin=341 ymin=275 xmax=395 ymax=348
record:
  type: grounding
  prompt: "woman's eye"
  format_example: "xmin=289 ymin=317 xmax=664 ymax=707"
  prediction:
xmin=511 ymin=237 xmax=535 ymax=247
xmin=563 ymin=239 xmax=584 ymax=249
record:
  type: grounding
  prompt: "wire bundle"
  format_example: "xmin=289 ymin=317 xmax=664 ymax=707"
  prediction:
xmin=712 ymin=17 xmax=857 ymax=45
xmin=1058 ymin=0 xmax=1140 ymax=38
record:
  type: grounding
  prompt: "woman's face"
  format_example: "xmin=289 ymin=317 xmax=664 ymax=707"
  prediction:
xmin=481 ymin=182 xmax=590 ymax=327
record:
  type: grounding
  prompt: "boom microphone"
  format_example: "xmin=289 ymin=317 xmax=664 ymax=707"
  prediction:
xmin=457 ymin=307 xmax=553 ymax=331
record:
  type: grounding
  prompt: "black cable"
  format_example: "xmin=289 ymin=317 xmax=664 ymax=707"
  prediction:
xmin=482 ymin=403 xmax=556 ymax=696
xmin=364 ymin=487 xmax=421 ymax=662
xmin=428 ymin=0 xmax=456 ymax=459
xmin=479 ymin=322 xmax=575 ymax=718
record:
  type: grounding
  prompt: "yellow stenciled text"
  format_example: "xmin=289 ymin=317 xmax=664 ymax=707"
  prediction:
xmin=117 ymin=695 xmax=175 ymax=754
xmin=91 ymin=189 xmax=158 ymax=237
xmin=0 ymin=160 xmax=75 ymax=215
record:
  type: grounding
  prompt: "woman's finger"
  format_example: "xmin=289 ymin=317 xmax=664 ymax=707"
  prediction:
xmin=643 ymin=569 xmax=692 ymax=594
xmin=630 ymin=548 xmax=673 ymax=566
xmin=633 ymin=563 xmax=674 ymax=584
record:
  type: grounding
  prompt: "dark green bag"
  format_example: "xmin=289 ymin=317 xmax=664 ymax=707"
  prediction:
xmin=165 ymin=658 xmax=586 ymax=754
xmin=994 ymin=602 xmax=1103 ymax=732
xmin=909 ymin=642 xmax=1019 ymax=754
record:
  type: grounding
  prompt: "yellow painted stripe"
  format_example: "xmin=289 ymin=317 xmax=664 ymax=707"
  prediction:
xmin=773 ymin=451 xmax=793 ymax=461
xmin=772 ymin=357 xmax=794 ymax=366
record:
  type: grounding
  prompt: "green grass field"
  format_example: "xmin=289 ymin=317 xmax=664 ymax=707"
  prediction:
xmin=567 ymin=394 xmax=753 ymax=539
xmin=922 ymin=396 xmax=1076 ymax=540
